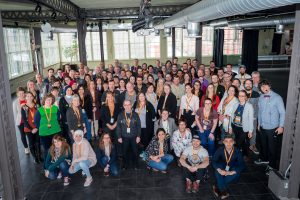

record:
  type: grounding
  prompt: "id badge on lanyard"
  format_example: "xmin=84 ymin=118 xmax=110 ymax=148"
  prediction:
xmin=110 ymin=118 xmax=114 ymax=123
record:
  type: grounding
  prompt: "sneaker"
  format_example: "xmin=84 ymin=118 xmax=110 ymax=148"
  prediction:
xmin=63 ymin=177 xmax=70 ymax=186
xmin=265 ymin=166 xmax=273 ymax=176
xmin=25 ymin=148 xmax=30 ymax=155
xmin=220 ymin=191 xmax=229 ymax=199
xmin=186 ymin=180 xmax=192 ymax=193
xmin=249 ymin=145 xmax=260 ymax=155
xmin=139 ymin=151 xmax=145 ymax=158
xmin=57 ymin=172 xmax=62 ymax=179
xmin=84 ymin=177 xmax=93 ymax=187
xmin=192 ymin=181 xmax=199 ymax=193
xmin=82 ymin=171 xmax=86 ymax=177
xmin=254 ymin=159 xmax=269 ymax=165
xmin=212 ymin=185 xmax=220 ymax=197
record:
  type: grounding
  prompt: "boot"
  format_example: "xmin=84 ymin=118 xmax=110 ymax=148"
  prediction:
xmin=35 ymin=144 xmax=44 ymax=163
xmin=186 ymin=179 xmax=192 ymax=193
xmin=30 ymin=147 xmax=39 ymax=164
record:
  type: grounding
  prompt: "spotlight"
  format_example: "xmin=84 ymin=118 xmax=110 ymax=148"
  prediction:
xmin=90 ymin=23 xmax=94 ymax=29
xmin=51 ymin=11 xmax=57 ymax=19
xmin=118 ymin=19 xmax=121 ymax=23
xmin=35 ymin=3 xmax=41 ymax=13
xmin=86 ymin=22 xmax=90 ymax=27
xmin=14 ymin=22 xmax=19 ymax=27
xmin=64 ymin=16 xmax=69 ymax=25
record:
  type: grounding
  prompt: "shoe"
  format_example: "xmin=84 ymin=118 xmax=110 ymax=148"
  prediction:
xmin=57 ymin=172 xmax=62 ymax=179
xmin=63 ymin=177 xmax=70 ymax=186
xmin=212 ymin=185 xmax=220 ymax=197
xmin=25 ymin=148 xmax=30 ymax=155
xmin=82 ymin=171 xmax=86 ymax=177
xmin=139 ymin=151 xmax=145 ymax=158
xmin=84 ymin=177 xmax=93 ymax=187
xmin=33 ymin=157 xmax=40 ymax=164
xmin=220 ymin=191 xmax=229 ymax=199
xmin=161 ymin=170 xmax=167 ymax=174
xmin=192 ymin=181 xmax=199 ymax=193
xmin=104 ymin=172 xmax=109 ymax=177
xmin=254 ymin=159 xmax=269 ymax=165
xmin=186 ymin=180 xmax=192 ymax=193
xmin=265 ymin=166 xmax=273 ymax=176
xmin=249 ymin=145 xmax=259 ymax=155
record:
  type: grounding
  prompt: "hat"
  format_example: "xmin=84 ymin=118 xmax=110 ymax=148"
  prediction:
xmin=74 ymin=129 xmax=84 ymax=137
xmin=192 ymin=135 xmax=201 ymax=141
xmin=239 ymin=64 xmax=246 ymax=69
xmin=68 ymin=80 xmax=76 ymax=87
xmin=64 ymin=86 xmax=72 ymax=95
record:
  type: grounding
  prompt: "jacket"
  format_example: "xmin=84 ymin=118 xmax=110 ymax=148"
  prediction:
xmin=95 ymin=145 xmax=117 ymax=168
xmin=154 ymin=117 xmax=177 ymax=137
xmin=71 ymin=138 xmax=97 ymax=167
xmin=66 ymin=107 xmax=85 ymax=133
xmin=157 ymin=93 xmax=177 ymax=119
xmin=145 ymin=137 xmax=169 ymax=162
xmin=229 ymin=102 xmax=254 ymax=133
xmin=116 ymin=111 xmax=141 ymax=139
xmin=45 ymin=148 xmax=72 ymax=171
xmin=100 ymin=103 xmax=120 ymax=133
xmin=133 ymin=101 xmax=156 ymax=136
xmin=217 ymin=96 xmax=239 ymax=132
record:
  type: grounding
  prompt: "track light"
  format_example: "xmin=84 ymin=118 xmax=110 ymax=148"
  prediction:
xmin=64 ymin=16 xmax=69 ymax=25
xmin=51 ymin=11 xmax=57 ymax=19
xmin=35 ymin=3 xmax=41 ymax=13
xmin=90 ymin=23 xmax=94 ymax=29
xmin=118 ymin=19 xmax=121 ymax=23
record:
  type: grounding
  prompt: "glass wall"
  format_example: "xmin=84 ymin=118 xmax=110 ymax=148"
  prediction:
xmin=41 ymin=32 xmax=60 ymax=67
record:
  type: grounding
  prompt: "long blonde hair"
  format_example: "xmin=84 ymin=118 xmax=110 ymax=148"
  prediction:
xmin=99 ymin=133 xmax=112 ymax=152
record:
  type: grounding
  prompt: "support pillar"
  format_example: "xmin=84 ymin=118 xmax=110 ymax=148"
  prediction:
xmin=195 ymin=24 xmax=202 ymax=64
xmin=98 ymin=21 xmax=105 ymax=64
xmin=172 ymin=27 xmax=175 ymax=59
xmin=77 ymin=18 xmax=87 ymax=65
xmin=33 ymin=27 xmax=44 ymax=76
xmin=0 ymin=12 xmax=24 ymax=200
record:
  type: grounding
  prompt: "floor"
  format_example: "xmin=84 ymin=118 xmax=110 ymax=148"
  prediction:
xmin=10 ymin=69 xmax=290 ymax=200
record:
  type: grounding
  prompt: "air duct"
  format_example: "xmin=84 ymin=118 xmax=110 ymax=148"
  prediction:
xmin=187 ymin=22 xmax=201 ymax=37
xmin=209 ymin=18 xmax=228 ymax=27
xmin=159 ymin=0 xmax=300 ymax=28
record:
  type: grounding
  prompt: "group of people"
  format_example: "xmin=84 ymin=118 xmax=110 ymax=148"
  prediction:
xmin=13 ymin=57 xmax=286 ymax=199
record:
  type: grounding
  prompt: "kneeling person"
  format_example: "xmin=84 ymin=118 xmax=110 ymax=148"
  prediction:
xmin=180 ymin=135 xmax=209 ymax=193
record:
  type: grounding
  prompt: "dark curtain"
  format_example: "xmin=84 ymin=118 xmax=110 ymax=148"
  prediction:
xmin=213 ymin=29 xmax=224 ymax=68
xmin=272 ymin=31 xmax=282 ymax=55
xmin=242 ymin=30 xmax=259 ymax=74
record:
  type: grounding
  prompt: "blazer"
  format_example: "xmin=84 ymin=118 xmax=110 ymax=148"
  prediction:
xmin=100 ymin=103 xmax=120 ymax=133
xmin=229 ymin=102 xmax=254 ymax=133
xmin=66 ymin=107 xmax=85 ymax=133
xmin=216 ymin=84 xmax=225 ymax=100
xmin=157 ymin=93 xmax=177 ymax=119
xmin=154 ymin=117 xmax=177 ymax=137
xmin=95 ymin=145 xmax=117 ymax=168
xmin=80 ymin=94 xmax=93 ymax=120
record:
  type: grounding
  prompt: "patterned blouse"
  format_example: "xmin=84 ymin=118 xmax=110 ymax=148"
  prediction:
xmin=171 ymin=130 xmax=192 ymax=157
xmin=145 ymin=137 xmax=168 ymax=162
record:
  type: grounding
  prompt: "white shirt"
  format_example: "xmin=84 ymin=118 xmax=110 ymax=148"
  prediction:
xmin=180 ymin=94 xmax=199 ymax=113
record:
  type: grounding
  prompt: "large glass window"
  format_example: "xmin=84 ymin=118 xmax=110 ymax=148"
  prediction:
xmin=129 ymin=30 xmax=145 ymax=59
xmin=85 ymin=32 xmax=108 ymax=61
xmin=3 ymin=28 xmax=33 ymax=79
xmin=202 ymin=26 xmax=214 ymax=56
xmin=41 ymin=32 xmax=60 ymax=67
xmin=145 ymin=34 xmax=160 ymax=58
xmin=59 ymin=33 xmax=79 ymax=62
xmin=224 ymin=28 xmax=243 ymax=55
xmin=113 ymin=31 xmax=129 ymax=60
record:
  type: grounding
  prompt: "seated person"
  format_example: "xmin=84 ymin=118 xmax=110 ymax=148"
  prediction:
xmin=212 ymin=134 xmax=245 ymax=199
xmin=145 ymin=128 xmax=174 ymax=173
xmin=180 ymin=135 xmax=209 ymax=193
xmin=44 ymin=135 xmax=71 ymax=186
xmin=69 ymin=130 xmax=97 ymax=187
xmin=96 ymin=133 xmax=119 ymax=177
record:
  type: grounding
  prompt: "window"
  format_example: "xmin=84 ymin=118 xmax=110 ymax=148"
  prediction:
xmin=3 ymin=28 xmax=33 ymax=79
xmin=85 ymin=32 xmax=108 ymax=61
xmin=113 ymin=31 xmax=129 ymax=60
xmin=41 ymin=32 xmax=60 ymax=67
xmin=129 ymin=30 xmax=145 ymax=59
xmin=145 ymin=34 xmax=160 ymax=58
xmin=59 ymin=33 xmax=79 ymax=62
xmin=224 ymin=28 xmax=243 ymax=55
xmin=202 ymin=26 xmax=214 ymax=56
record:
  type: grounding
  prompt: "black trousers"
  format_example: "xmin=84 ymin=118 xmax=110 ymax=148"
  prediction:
xmin=260 ymin=128 xmax=282 ymax=169
xmin=18 ymin=123 xmax=28 ymax=148
xmin=122 ymin=137 xmax=139 ymax=168
xmin=232 ymin=124 xmax=249 ymax=156
xmin=140 ymin=128 xmax=153 ymax=150
xmin=183 ymin=167 xmax=206 ymax=182
xmin=27 ymin=132 xmax=40 ymax=149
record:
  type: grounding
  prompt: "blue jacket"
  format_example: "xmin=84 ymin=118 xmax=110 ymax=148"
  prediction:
xmin=95 ymin=146 xmax=117 ymax=168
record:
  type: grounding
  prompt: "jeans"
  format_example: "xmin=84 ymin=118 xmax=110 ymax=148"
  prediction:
xmin=99 ymin=156 xmax=119 ymax=176
xmin=215 ymin=171 xmax=240 ymax=191
xmin=197 ymin=130 xmax=215 ymax=157
xmin=18 ymin=124 xmax=28 ymax=148
xmin=147 ymin=154 xmax=174 ymax=171
xmin=82 ymin=112 xmax=92 ymax=141
xmin=69 ymin=160 xmax=92 ymax=178
xmin=183 ymin=167 xmax=206 ymax=182
xmin=48 ymin=160 xmax=70 ymax=179
xmin=40 ymin=134 xmax=57 ymax=167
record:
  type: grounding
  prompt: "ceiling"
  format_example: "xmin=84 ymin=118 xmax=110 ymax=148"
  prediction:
xmin=0 ymin=1 xmax=35 ymax=11
xmin=70 ymin=0 xmax=199 ymax=9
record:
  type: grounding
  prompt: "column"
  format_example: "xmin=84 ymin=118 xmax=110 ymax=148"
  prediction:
xmin=98 ymin=21 xmax=105 ymax=64
xmin=33 ymin=27 xmax=44 ymax=77
xmin=172 ymin=27 xmax=175 ymax=59
xmin=195 ymin=24 xmax=202 ymax=64
xmin=77 ymin=18 xmax=87 ymax=65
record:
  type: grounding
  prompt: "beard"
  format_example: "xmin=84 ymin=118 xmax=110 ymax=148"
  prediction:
xmin=240 ymin=72 xmax=245 ymax=75
xmin=245 ymin=86 xmax=252 ymax=91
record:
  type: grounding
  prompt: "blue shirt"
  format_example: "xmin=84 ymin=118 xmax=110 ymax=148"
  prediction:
xmin=258 ymin=91 xmax=285 ymax=129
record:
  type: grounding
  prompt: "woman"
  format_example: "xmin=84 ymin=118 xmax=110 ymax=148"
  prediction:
xmin=200 ymin=83 xmax=220 ymax=111
xmin=59 ymin=86 xmax=73 ymax=143
xmin=88 ymin=81 xmax=101 ymax=138
xmin=44 ymin=135 xmax=71 ymax=186
xmin=165 ymin=60 xmax=172 ymax=73
xmin=34 ymin=94 xmax=61 ymax=162
xmin=183 ymin=73 xmax=191 ymax=85
xmin=217 ymin=86 xmax=239 ymax=139
xmin=129 ymin=76 xmax=136 ymax=85
xmin=179 ymin=83 xmax=199 ymax=129
xmin=27 ymin=80 xmax=41 ymax=107
xmin=190 ymin=67 xmax=198 ymax=81
xmin=133 ymin=93 xmax=156 ymax=159
xmin=145 ymin=128 xmax=174 ymax=173
xmin=69 ymin=130 xmax=97 ymax=187
xmin=84 ymin=74 xmax=92 ymax=88
xmin=154 ymin=109 xmax=177 ymax=139
xmin=195 ymin=98 xmax=218 ymax=157
xmin=155 ymin=79 xmax=165 ymax=100
xmin=192 ymin=80 xmax=203 ymax=103
xmin=21 ymin=92 xmax=42 ymax=163
xmin=96 ymin=77 xmax=103 ymax=93
xmin=117 ymin=79 xmax=126 ymax=93
xmin=96 ymin=133 xmax=119 ymax=177
xmin=171 ymin=119 xmax=192 ymax=166
xmin=13 ymin=87 xmax=29 ymax=154
xmin=157 ymin=84 xmax=177 ymax=119
xmin=66 ymin=95 xmax=86 ymax=143
xmin=78 ymin=85 xmax=93 ymax=141
xmin=145 ymin=83 xmax=158 ymax=112
xmin=147 ymin=74 xmax=155 ymax=86
xmin=229 ymin=90 xmax=254 ymax=156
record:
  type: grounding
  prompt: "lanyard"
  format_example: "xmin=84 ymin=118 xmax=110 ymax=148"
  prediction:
xmin=186 ymin=95 xmax=193 ymax=110
xmin=203 ymin=108 xmax=210 ymax=121
xmin=124 ymin=111 xmax=132 ymax=128
xmin=222 ymin=96 xmax=233 ymax=115
xmin=44 ymin=106 xmax=52 ymax=127
xmin=224 ymin=147 xmax=234 ymax=165
xmin=162 ymin=94 xmax=168 ymax=109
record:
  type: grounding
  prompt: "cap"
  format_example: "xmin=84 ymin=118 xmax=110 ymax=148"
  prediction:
xmin=192 ymin=135 xmax=201 ymax=141
xmin=74 ymin=129 xmax=84 ymax=137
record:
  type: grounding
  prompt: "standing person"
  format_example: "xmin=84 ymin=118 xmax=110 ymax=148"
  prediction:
xmin=69 ymin=130 xmax=97 ymax=187
xmin=222 ymin=72 xmax=232 ymax=93
xmin=251 ymin=71 xmax=261 ymax=93
xmin=157 ymin=84 xmax=177 ymax=119
xmin=21 ymin=92 xmax=42 ymax=163
xmin=171 ymin=76 xmax=185 ymax=110
xmin=212 ymin=134 xmax=245 ymax=199
xmin=116 ymin=100 xmax=141 ymax=169
xmin=88 ymin=81 xmax=101 ymax=138
xmin=96 ymin=133 xmax=119 ymax=177
xmin=59 ymin=86 xmax=73 ymax=143
xmin=225 ymin=64 xmax=237 ymax=78
xmin=118 ymin=82 xmax=137 ymax=110
xmin=27 ymin=80 xmax=41 ymax=107
xmin=200 ymin=83 xmax=220 ymax=111
xmin=180 ymin=135 xmax=209 ymax=193
xmin=211 ymin=74 xmax=225 ymax=100
xmin=44 ymin=135 xmax=71 ymax=186
xmin=179 ymin=83 xmax=199 ymax=129
xmin=155 ymin=78 xmax=165 ymax=100
xmin=34 ymin=94 xmax=61 ymax=162
xmin=145 ymin=83 xmax=158 ymax=112
xmin=195 ymin=98 xmax=218 ymax=157
xmin=35 ymin=73 xmax=46 ymax=100
xmin=255 ymin=80 xmax=285 ymax=173
xmin=13 ymin=87 xmax=29 ymax=155
xmin=234 ymin=65 xmax=251 ymax=85
xmin=192 ymin=80 xmax=203 ymax=102
xmin=171 ymin=119 xmax=192 ymax=166
xmin=133 ymin=93 xmax=156 ymax=159
xmin=229 ymin=90 xmax=254 ymax=157
xmin=145 ymin=128 xmax=174 ymax=173
xmin=154 ymin=109 xmax=177 ymax=142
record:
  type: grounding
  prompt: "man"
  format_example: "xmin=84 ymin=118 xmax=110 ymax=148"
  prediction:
xmin=78 ymin=66 xmax=86 ymax=85
xmin=244 ymin=79 xmax=260 ymax=154
xmin=131 ymin=59 xmax=141 ymax=73
xmin=114 ymin=66 xmax=121 ymax=78
xmin=217 ymin=68 xmax=225 ymax=84
xmin=148 ymin=65 xmax=158 ymax=80
xmin=154 ymin=59 xmax=161 ymax=74
xmin=170 ymin=64 xmax=178 ymax=77
xmin=212 ymin=134 xmax=245 ymax=199
xmin=212 ymin=74 xmax=225 ymax=100
xmin=68 ymin=69 xmax=76 ymax=81
xmin=165 ymin=73 xmax=172 ymax=85
xmin=101 ymin=80 xmax=120 ymax=105
xmin=251 ymin=71 xmax=261 ymax=93
xmin=204 ymin=67 xmax=212 ymax=84
xmin=108 ymin=64 xmax=114 ymax=74
xmin=209 ymin=61 xmax=218 ymax=75
xmin=171 ymin=76 xmax=185 ymax=109
xmin=222 ymin=72 xmax=232 ymax=92
xmin=117 ymin=100 xmax=141 ymax=169
xmin=135 ymin=76 xmax=147 ymax=93
xmin=181 ymin=63 xmax=189 ymax=74
xmin=256 ymin=80 xmax=285 ymax=174
xmin=235 ymin=65 xmax=251 ymax=85
xmin=194 ymin=69 xmax=209 ymax=91
xmin=56 ymin=68 xmax=63 ymax=82
xmin=118 ymin=82 xmax=137 ymax=109
xmin=192 ymin=59 xmax=198 ymax=68
xmin=225 ymin=64 xmax=237 ymax=78
xmin=44 ymin=68 xmax=55 ymax=93
xmin=180 ymin=135 xmax=209 ymax=193
xmin=35 ymin=73 xmax=46 ymax=99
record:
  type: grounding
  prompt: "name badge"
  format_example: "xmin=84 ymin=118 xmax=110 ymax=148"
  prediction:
xmin=82 ymin=109 xmax=86 ymax=114
xmin=234 ymin=116 xmax=241 ymax=123
xmin=203 ymin=125 xmax=207 ymax=130
xmin=110 ymin=118 xmax=114 ymax=123
xmin=225 ymin=165 xmax=230 ymax=172
xmin=127 ymin=128 xmax=130 ymax=133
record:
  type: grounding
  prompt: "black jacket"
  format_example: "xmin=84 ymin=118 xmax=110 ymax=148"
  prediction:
xmin=80 ymin=94 xmax=93 ymax=120
xmin=100 ymin=103 xmax=120 ymax=133
xmin=157 ymin=93 xmax=177 ymax=119
xmin=96 ymin=145 xmax=117 ymax=168
xmin=216 ymin=84 xmax=225 ymax=100
xmin=135 ymin=84 xmax=147 ymax=94
xmin=59 ymin=97 xmax=71 ymax=125
xmin=116 ymin=111 xmax=141 ymax=139
xmin=66 ymin=107 xmax=85 ymax=133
